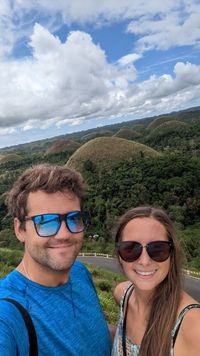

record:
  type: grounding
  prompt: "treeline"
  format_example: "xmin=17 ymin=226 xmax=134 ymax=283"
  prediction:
xmin=82 ymin=153 xmax=200 ymax=269
xmin=0 ymin=152 xmax=200 ymax=269
xmin=83 ymin=153 xmax=200 ymax=230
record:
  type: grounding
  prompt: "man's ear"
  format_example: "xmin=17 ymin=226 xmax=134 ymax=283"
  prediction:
xmin=14 ymin=218 xmax=26 ymax=243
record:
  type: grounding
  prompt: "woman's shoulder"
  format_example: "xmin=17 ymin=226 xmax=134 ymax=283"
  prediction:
xmin=179 ymin=305 xmax=200 ymax=352
xmin=113 ymin=281 xmax=133 ymax=305
xmin=175 ymin=293 xmax=200 ymax=354
xmin=177 ymin=291 xmax=199 ymax=313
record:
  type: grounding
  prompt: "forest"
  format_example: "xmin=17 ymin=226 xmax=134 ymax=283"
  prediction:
xmin=0 ymin=106 xmax=199 ymax=270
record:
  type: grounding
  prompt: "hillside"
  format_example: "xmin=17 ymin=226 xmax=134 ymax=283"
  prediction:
xmin=66 ymin=136 xmax=160 ymax=173
xmin=113 ymin=127 xmax=141 ymax=140
xmin=0 ymin=153 xmax=22 ymax=164
xmin=0 ymin=106 xmax=199 ymax=270
xmin=45 ymin=139 xmax=80 ymax=155
xmin=1 ymin=106 xmax=199 ymax=155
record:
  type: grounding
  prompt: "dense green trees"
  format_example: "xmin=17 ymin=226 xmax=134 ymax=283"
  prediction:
xmin=81 ymin=153 xmax=200 ymax=269
xmin=0 ymin=108 xmax=200 ymax=269
xmin=83 ymin=153 xmax=200 ymax=230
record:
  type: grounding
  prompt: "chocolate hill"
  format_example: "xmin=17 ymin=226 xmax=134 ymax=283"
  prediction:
xmin=66 ymin=136 xmax=160 ymax=173
xmin=45 ymin=139 xmax=80 ymax=155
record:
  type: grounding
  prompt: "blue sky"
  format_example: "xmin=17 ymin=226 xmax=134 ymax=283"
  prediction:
xmin=1 ymin=0 xmax=200 ymax=149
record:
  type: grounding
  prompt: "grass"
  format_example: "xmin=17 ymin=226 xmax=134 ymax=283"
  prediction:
xmin=85 ymin=262 xmax=126 ymax=324
xmin=0 ymin=153 xmax=22 ymax=164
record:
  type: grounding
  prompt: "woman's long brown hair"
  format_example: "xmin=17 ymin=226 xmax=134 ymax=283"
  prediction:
xmin=114 ymin=206 xmax=183 ymax=356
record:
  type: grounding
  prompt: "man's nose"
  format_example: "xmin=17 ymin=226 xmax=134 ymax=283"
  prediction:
xmin=54 ymin=220 xmax=71 ymax=239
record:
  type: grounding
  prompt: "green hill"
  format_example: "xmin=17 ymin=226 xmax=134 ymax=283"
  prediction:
xmin=45 ymin=139 xmax=80 ymax=155
xmin=149 ymin=120 xmax=187 ymax=137
xmin=0 ymin=153 xmax=22 ymax=164
xmin=147 ymin=116 xmax=176 ymax=131
xmin=81 ymin=130 xmax=112 ymax=142
xmin=113 ymin=127 xmax=140 ymax=140
xmin=66 ymin=136 xmax=160 ymax=173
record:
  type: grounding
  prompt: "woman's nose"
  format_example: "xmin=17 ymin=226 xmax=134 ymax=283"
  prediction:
xmin=138 ymin=246 xmax=152 ymax=265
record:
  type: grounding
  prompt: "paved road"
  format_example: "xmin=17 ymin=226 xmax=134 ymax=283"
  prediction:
xmin=78 ymin=256 xmax=200 ymax=300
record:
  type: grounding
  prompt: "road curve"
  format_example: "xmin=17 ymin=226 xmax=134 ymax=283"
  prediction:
xmin=78 ymin=256 xmax=200 ymax=301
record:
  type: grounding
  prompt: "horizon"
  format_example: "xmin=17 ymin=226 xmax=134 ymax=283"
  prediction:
xmin=1 ymin=1 xmax=200 ymax=148
xmin=1 ymin=104 xmax=199 ymax=151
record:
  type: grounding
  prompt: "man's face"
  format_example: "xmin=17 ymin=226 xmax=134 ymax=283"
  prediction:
xmin=15 ymin=190 xmax=84 ymax=279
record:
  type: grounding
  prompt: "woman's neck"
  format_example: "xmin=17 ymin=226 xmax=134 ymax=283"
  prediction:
xmin=133 ymin=288 xmax=153 ymax=315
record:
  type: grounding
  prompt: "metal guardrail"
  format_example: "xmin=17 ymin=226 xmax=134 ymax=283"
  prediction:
xmin=183 ymin=269 xmax=200 ymax=276
xmin=79 ymin=252 xmax=200 ymax=276
xmin=79 ymin=252 xmax=114 ymax=258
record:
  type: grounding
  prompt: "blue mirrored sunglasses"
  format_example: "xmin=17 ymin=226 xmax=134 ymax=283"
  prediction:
xmin=24 ymin=211 xmax=88 ymax=237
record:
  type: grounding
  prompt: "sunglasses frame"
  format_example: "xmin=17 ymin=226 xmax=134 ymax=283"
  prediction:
xmin=116 ymin=240 xmax=173 ymax=263
xmin=24 ymin=211 xmax=89 ymax=237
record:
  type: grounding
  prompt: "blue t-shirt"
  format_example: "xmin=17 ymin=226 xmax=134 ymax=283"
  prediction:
xmin=0 ymin=260 xmax=111 ymax=355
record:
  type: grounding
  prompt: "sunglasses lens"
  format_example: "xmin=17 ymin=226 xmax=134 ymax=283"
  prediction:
xmin=117 ymin=242 xmax=142 ymax=262
xmin=66 ymin=212 xmax=87 ymax=233
xmin=116 ymin=241 xmax=173 ymax=263
xmin=34 ymin=214 xmax=60 ymax=237
xmin=147 ymin=241 xmax=171 ymax=262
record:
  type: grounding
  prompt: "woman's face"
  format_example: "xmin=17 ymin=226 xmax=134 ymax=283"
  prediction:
xmin=119 ymin=217 xmax=171 ymax=293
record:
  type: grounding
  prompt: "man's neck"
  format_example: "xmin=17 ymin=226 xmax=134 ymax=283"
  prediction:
xmin=17 ymin=260 xmax=70 ymax=287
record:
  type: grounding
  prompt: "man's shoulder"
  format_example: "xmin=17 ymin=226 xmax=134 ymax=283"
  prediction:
xmin=0 ymin=270 xmax=15 ymax=292
xmin=72 ymin=259 xmax=87 ymax=271
xmin=0 ymin=270 xmax=28 ymax=305
xmin=71 ymin=259 xmax=93 ymax=284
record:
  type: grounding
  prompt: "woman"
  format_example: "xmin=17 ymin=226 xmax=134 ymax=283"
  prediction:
xmin=112 ymin=206 xmax=200 ymax=356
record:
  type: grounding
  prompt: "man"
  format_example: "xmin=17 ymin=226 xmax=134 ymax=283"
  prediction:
xmin=0 ymin=164 xmax=111 ymax=355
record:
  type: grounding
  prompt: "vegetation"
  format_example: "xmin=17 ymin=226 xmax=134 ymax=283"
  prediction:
xmin=0 ymin=153 xmax=22 ymax=164
xmin=0 ymin=106 xmax=200 ymax=271
xmin=45 ymin=139 xmax=81 ymax=155
xmin=67 ymin=136 xmax=159 ymax=173
xmin=88 ymin=264 xmax=125 ymax=324
xmin=113 ymin=127 xmax=141 ymax=140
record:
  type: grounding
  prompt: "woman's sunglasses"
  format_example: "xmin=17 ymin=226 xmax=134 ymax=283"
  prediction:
xmin=24 ymin=211 xmax=88 ymax=237
xmin=116 ymin=240 xmax=173 ymax=263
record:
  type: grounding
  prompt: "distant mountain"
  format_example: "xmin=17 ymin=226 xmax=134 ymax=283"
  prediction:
xmin=1 ymin=105 xmax=200 ymax=153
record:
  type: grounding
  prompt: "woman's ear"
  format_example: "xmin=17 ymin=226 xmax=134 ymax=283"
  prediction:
xmin=14 ymin=218 xmax=26 ymax=243
xmin=118 ymin=256 xmax=123 ymax=265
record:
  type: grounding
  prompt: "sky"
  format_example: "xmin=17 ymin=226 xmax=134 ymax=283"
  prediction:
xmin=1 ymin=0 xmax=200 ymax=149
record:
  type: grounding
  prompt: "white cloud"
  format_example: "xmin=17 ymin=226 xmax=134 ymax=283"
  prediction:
xmin=0 ymin=127 xmax=16 ymax=136
xmin=117 ymin=53 xmax=142 ymax=66
xmin=0 ymin=23 xmax=200 ymax=133
xmin=127 ymin=2 xmax=200 ymax=51
xmin=127 ymin=61 xmax=200 ymax=113
xmin=0 ymin=25 xmax=131 ymax=129
xmin=1 ymin=1 xmax=200 ymax=56
xmin=0 ymin=1 xmax=200 ymax=146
